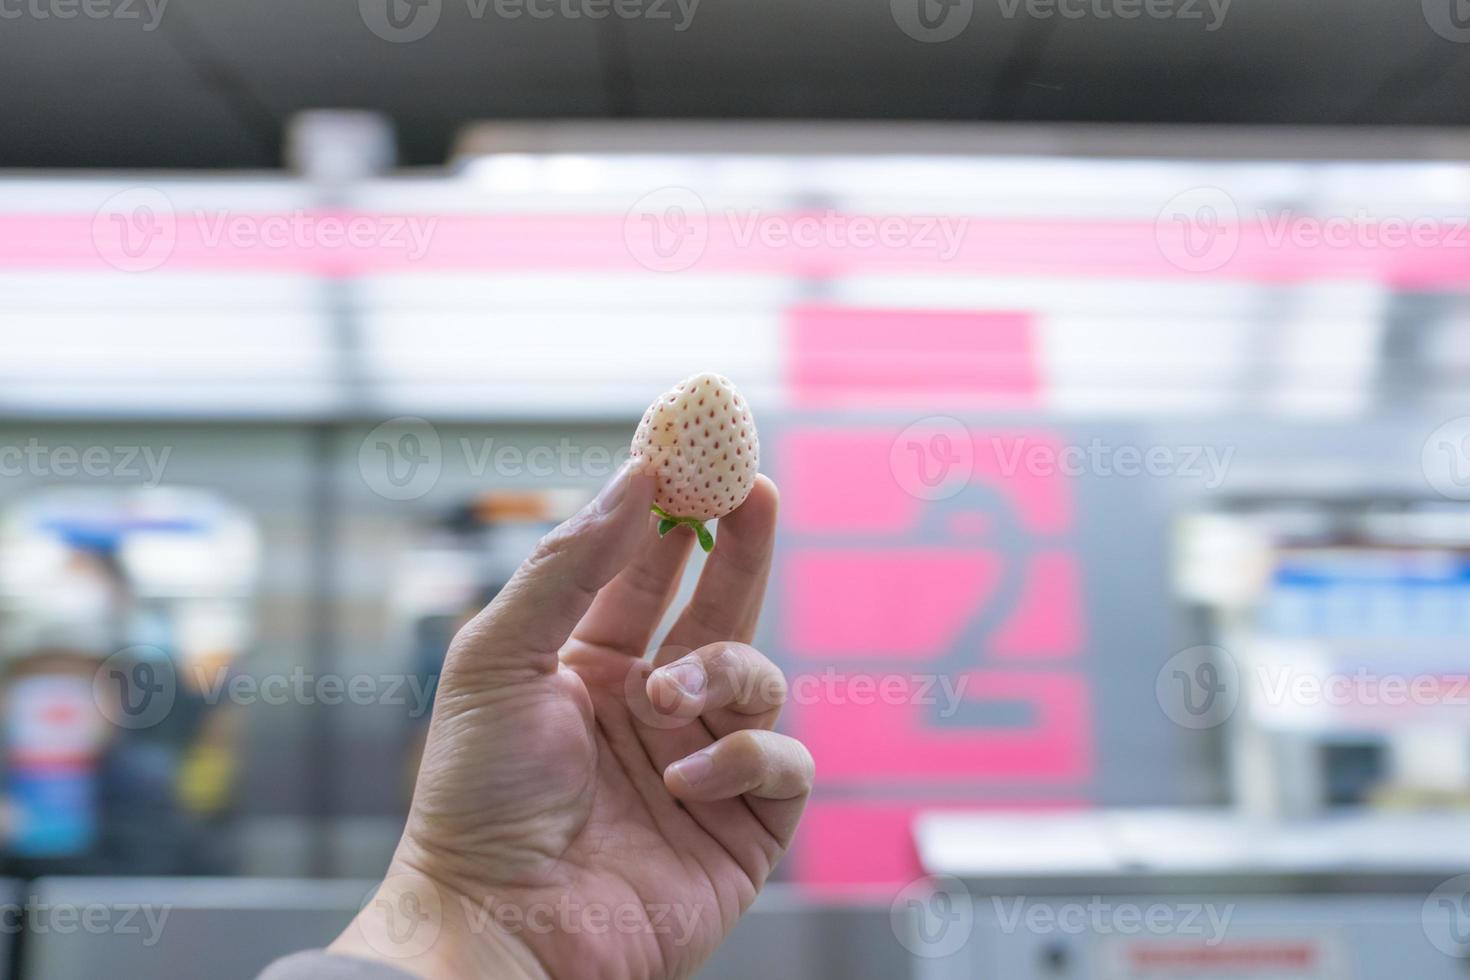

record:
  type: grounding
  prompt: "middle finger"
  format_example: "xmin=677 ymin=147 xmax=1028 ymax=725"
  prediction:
xmin=646 ymin=641 xmax=786 ymax=735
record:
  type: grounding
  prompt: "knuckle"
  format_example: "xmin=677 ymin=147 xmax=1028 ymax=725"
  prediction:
xmin=523 ymin=516 xmax=601 ymax=598
xmin=792 ymin=740 xmax=816 ymax=783
xmin=448 ymin=618 xmax=481 ymax=655
xmin=528 ymin=521 xmax=577 ymax=567
xmin=711 ymin=643 xmax=786 ymax=711
xmin=772 ymin=737 xmax=815 ymax=796
xmin=704 ymin=643 xmax=745 ymax=688
xmin=723 ymin=728 xmax=767 ymax=767
xmin=760 ymin=663 xmax=789 ymax=709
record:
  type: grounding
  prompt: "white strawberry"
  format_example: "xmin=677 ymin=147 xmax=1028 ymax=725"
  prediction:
xmin=629 ymin=371 xmax=759 ymax=552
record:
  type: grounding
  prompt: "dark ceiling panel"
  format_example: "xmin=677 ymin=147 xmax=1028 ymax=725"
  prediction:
xmin=166 ymin=0 xmax=611 ymax=164
xmin=0 ymin=13 xmax=277 ymax=167
xmin=1007 ymin=0 xmax=1452 ymax=123
xmin=1 ymin=0 xmax=1467 ymax=168
xmin=619 ymin=0 xmax=1028 ymax=118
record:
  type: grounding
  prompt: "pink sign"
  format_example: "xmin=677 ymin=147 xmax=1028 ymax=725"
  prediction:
xmin=778 ymin=306 xmax=1092 ymax=889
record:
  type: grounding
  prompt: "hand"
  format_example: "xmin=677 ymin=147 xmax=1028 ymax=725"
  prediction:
xmin=333 ymin=464 xmax=813 ymax=980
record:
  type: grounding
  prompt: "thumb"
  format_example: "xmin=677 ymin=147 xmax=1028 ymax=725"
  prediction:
xmin=447 ymin=462 xmax=655 ymax=674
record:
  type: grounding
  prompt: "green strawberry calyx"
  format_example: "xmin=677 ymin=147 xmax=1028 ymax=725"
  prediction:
xmin=651 ymin=504 xmax=715 ymax=553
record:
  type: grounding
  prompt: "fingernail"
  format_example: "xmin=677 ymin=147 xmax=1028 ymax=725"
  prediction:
xmin=668 ymin=752 xmax=713 ymax=787
xmin=662 ymin=661 xmax=707 ymax=698
xmin=592 ymin=461 xmax=636 ymax=516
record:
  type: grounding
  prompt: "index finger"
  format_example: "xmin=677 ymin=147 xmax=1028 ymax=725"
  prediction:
xmin=448 ymin=464 xmax=656 ymax=675
xmin=657 ymin=474 xmax=777 ymax=663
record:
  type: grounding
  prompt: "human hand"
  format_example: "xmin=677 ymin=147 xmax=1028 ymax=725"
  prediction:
xmin=332 ymin=463 xmax=812 ymax=979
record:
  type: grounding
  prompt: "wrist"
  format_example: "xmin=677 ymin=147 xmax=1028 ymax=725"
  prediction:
xmin=331 ymin=861 xmax=550 ymax=980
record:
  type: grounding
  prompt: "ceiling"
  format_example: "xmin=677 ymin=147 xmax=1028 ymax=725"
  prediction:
xmin=4 ymin=0 xmax=1470 ymax=169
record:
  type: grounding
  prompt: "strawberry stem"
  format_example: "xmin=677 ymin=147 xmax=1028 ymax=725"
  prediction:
xmin=650 ymin=505 xmax=715 ymax=552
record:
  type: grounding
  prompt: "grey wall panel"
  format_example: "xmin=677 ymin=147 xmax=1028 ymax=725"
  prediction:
xmin=19 ymin=880 xmax=907 ymax=980
xmin=0 ymin=878 xmax=16 ymax=980
xmin=22 ymin=878 xmax=362 ymax=980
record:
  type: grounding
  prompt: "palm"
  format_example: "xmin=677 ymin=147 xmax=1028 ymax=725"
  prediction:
xmin=399 ymin=476 xmax=805 ymax=980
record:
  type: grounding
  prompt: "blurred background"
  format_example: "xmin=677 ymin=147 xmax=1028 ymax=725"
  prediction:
xmin=4 ymin=1 xmax=1470 ymax=977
